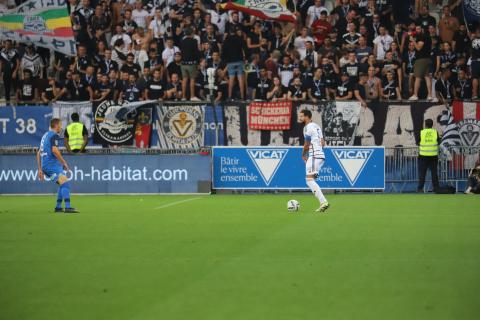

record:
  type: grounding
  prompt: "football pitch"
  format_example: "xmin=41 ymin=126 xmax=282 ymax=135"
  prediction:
xmin=1 ymin=194 xmax=479 ymax=320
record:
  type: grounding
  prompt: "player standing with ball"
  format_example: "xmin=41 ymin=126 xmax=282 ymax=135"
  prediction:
xmin=299 ymin=109 xmax=329 ymax=213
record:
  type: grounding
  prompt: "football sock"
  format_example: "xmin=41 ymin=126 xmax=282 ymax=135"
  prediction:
xmin=306 ymin=178 xmax=327 ymax=204
xmin=61 ymin=182 xmax=71 ymax=209
xmin=56 ymin=188 xmax=63 ymax=209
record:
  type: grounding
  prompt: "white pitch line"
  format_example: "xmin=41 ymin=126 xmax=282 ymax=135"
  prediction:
xmin=154 ymin=197 xmax=201 ymax=210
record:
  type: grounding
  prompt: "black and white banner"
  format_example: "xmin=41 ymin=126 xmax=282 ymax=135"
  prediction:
xmin=153 ymin=105 xmax=204 ymax=149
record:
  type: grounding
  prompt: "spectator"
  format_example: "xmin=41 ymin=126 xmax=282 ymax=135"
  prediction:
xmin=354 ymin=72 xmax=368 ymax=107
xmin=342 ymin=51 xmax=360 ymax=83
xmin=162 ymin=38 xmax=180 ymax=68
xmin=355 ymin=36 xmax=373 ymax=64
xmin=306 ymin=0 xmax=328 ymax=28
xmin=402 ymin=41 xmax=417 ymax=97
xmin=436 ymin=42 xmax=457 ymax=74
xmin=83 ymin=65 xmax=97 ymax=91
xmin=66 ymin=72 xmax=93 ymax=101
xmin=121 ymin=9 xmax=138 ymax=36
xmin=95 ymin=73 xmax=114 ymax=101
xmin=453 ymin=68 xmax=472 ymax=99
xmin=0 ymin=40 xmax=20 ymax=105
xmin=20 ymin=45 xmax=44 ymax=80
xmin=373 ymin=26 xmax=393 ymax=61
xmin=438 ymin=5 xmax=459 ymax=43
xmin=278 ymin=55 xmax=295 ymax=88
xmin=132 ymin=0 xmax=149 ymax=29
xmin=409 ymin=24 xmax=433 ymax=100
xmin=99 ymin=49 xmax=119 ymax=75
xmin=435 ymin=68 xmax=454 ymax=103
xmin=308 ymin=68 xmax=328 ymax=102
xmin=120 ymin=53 xmax=141 ymax=77
xmin=342 ymin=23 xmax=361 ymax=50
xmin=382 ymin=70 xmax=401 ymax=100
xmin=166 ymin=73 xmax=182 ymax=100
xmin=287 ymin=77 xmax=307 ymax=101
xmin=222 ymin=26 xmax=247 ymax=100
xmin=294 ymin=27 xmax=314 ymax=58
xmin=471 ymin=28 xmax=480 ymax=99
xmin=111 ymin=24 xmax=132 ymax=48
xmin=195 ymin=58 xmax=209 ymax=100
xmin=179 ymin=27 xmax=201 ymax=101
xmin=267 ymin=76 xmax=287 ymax=101
xmin=252 ymin=65 xmax=271 ymax=101
xmin=416 ymin=5 xmax=436 ymax=32
xmin=145 ymin=69 xmax=166 ymax=100
xmin=464 ymin=163 xmax=480 ymax=194
xmin=121 ymin=73 xmax=143 ymax=102
xmin=311 ymin=10 xmax=332 ymax=48
xmin=381 ymin=51 xmax=402 ymax=88
xmin=335 ymin=71 xmax=353 ymax=100
xmin=16 ymin=69 xmax=37 ymax=105
xmin=452 ymin=24 xmax=470 ymax=57
xmin=41 ymin=74 xmax=66 ymax=103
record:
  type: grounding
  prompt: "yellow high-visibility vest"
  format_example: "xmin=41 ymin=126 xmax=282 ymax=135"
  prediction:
xmin=419 ymin=128 xmax=439 ymax=156
xmin=66 ymin=122 xmax=84 ymax=151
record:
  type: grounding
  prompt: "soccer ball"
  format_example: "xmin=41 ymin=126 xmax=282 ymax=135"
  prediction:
xmin=287 ymin=200 xmax=300 ymax=212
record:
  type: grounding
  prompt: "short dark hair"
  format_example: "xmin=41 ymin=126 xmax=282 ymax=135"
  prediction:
xmin=301 ymin=109 xmax=312 ymax=119
xmin=50 ymin=118 xmax=61 ymax=128
xmin=71 ymin=113 xmax=80 ymax=122
xmin=425 ymin=119 xmax=434 ymax=128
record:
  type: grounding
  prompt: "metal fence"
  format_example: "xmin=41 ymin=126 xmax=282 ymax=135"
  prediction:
xmin=385 ymin=146 xmax=480 ymax=192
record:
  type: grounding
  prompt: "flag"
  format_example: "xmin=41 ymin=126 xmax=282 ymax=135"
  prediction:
xmin=463 ymin=0 xmax=480 ymax=31
xmin=439 ymin=107 xmax=461 ymax=158
xmin=248 ymin=101 xmax=292 ymax=130
xmin=452 ymin=100 xmax=480 ymax=148
xmin=221 ymin=0 xmax=296 ymax=23
xmin=0 ymin=0 xmax=76 ymax=56
xmin=135 ymin=107 xmax=153 ymax=148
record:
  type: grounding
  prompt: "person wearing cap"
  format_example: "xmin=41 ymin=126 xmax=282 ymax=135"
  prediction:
xmin=222 ymin=25 xmax=247 ymax=100
xmin=180 ymin=27 xmax=201 ymax=101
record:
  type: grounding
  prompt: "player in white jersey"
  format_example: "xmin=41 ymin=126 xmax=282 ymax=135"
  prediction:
xmin=299 ymin=109 xmax=329 ymax=212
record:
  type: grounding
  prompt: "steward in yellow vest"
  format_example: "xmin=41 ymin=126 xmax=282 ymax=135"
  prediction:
xmin=418 ymin=119 xmax=440 ymax=192
xmin=65 ymin=113 xmax=88 ymax=153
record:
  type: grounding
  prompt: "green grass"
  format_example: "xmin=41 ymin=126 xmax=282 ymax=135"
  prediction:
xmin=0 ymin=194 xmax=479 ymax=320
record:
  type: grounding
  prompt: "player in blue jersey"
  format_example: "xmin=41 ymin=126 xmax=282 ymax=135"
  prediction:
xmin=36 ymin=118 xmax=79 ymax=213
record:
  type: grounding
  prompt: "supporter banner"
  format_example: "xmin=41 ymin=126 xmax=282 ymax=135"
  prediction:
xmin=154 ymin=105 xmax=204 ymax=149
xmin=93 ymin=100 xmax=156 ymax=147
xmin=248 ymin=101 xmax=292 ymax=130
xmin=0 ymin=154 xmax=211 ymax=194
xmin=135 ymin=107 xmax=154 ymax=148
xmin=223 ymin=101 xmax=455 ymax=152
xmin=212 ymin=146 xmax=385 ymax=190
xmin=0 ymin=106 xmax=52 ymax=146
xmin=463 ymin=0 xmax=480 ymax=31
xmin=52 ymin=101 xmax=93 ymax=139
xmin=221 ymin=0 xmax=296 ymax=23
xmin=452 ymin=101 xmax=480 ymax=148
xmin=0 ymin=0 xmax=76 ymax=56
xmin=204 ymin=105 xmax=225 ymax=146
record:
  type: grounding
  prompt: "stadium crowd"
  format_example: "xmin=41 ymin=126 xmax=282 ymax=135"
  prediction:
xmin=0 ymin=0 xmax=478 ymax=106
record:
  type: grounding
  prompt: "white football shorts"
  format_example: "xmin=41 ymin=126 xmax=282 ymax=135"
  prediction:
xmin=306 ymin=157 xmax=324 ymax=176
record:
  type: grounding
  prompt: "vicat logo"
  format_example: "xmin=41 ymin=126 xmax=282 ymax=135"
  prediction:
xmin=247 ymin=149 xmax=289 ymax=185
xmin=332 ymin=148 xmax=374 ymax=185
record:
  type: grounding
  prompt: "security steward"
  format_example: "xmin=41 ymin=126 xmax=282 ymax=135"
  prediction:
xmin=64 ymin=113 xmax=88 ymax=153
xmin=417 ymin=119 xmax=440 ymax=192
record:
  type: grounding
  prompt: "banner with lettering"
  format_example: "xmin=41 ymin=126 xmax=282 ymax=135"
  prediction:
xmin=248 ymin=101 xmax=292 ymax=130
xmin=0 ymin=0 xmax=76 ymax=56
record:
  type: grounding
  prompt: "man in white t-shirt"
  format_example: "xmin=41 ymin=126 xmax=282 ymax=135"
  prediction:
xmin=111 ymin=24 xmax=132 ymax=48
xmin=132 ymin=0 xmax=149 ymax=29
xmin=306 ymin=0 xmax=328 ymax=28
xmin=148 ymin=7 xmax=165 ymax=40
xmin=372 ymin=26 xmax=393 ymax=61
xmin=294 ymin=27 xmax=315 ymax=58
xmin=162 ymin=38 xmax=180 ymax=66
xmin=299 ymin=109 xmax=330 ymax=213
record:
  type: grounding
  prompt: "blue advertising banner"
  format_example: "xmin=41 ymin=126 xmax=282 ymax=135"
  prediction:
xmin=213 ymin=147 xmax=385 ymax=189
xmin=204 ymin=105 xmax=225 ymax=146
xmin=0 ymin=154 xmax=211 ymax=194
xmin=0 ymin=106 xmax=52 ymax=146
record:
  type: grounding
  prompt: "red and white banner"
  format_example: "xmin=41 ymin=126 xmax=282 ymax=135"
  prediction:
xmin=452 ymin=101 xmax=480 ymax=147
xmin=248 ymin=101 xmax=292 ymax=131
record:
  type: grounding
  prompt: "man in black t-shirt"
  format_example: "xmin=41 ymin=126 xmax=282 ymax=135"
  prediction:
xmin=409 ymin=25 xmax=433 ymax=100
xmin=252 ymin=66 xmax=271 ymax=101
xmin=16 ymin=70 xmax=37 ymax=105
xmin=471 ymin=28 xmax=480 ymax=99
xmin=145 ymin=69 xmax=166 ymax=100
